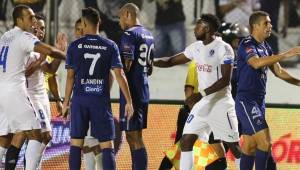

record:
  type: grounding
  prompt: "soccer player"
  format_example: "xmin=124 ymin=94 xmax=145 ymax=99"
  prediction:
xmin=235 ymin=11 xmax=300 ymax=170
xmin=154 ymin=14 xmax=241 ymax=170
xmin=62 ymin=7 xmax=133 ymax=170
xmin=25 ymin=13 xmax=67 ymax=169
xmin=0 ymin=5 xmax=66 ymax=170
xmin=118 ymin=3 xmax=154 ymax=170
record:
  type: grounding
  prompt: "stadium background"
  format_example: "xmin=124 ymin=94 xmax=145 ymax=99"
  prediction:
xmin=0 ymin=0 xmax=300 ymax=169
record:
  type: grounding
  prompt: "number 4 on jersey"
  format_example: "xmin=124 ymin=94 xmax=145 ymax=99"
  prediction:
xmin=0 ymin=46 xmax=9 ymax=72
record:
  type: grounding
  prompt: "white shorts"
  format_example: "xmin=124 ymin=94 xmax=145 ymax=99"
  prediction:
xmin=183 ymin=96 xmax=239 ymax=143
xmin=31 ymin=97 xmax=51 ymax=132
xmin=0 ymin=109 xmax=10 ymax=136
xmin=0 ymin=88 xmax=41 ymax=133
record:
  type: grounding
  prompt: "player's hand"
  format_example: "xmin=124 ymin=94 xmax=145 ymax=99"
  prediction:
xmin=125 ymin=102 xmax=134 ymax=121
xmin=55 ymin=32 xmax=68 ymax=52
xmin=61 ymin=101 xmax=70 ymax=119
xmin=56 ymin=100 xmax=63 ymax=115
xmin=185 ymin=92 xmax=202 ymax=110
xmin=284 ymin=46 xmax=300 ymax=59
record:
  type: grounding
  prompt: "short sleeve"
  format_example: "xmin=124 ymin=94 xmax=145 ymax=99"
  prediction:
xmin=120 ymin=31 xmax=135 ymax=60
xmin=21 ymin=32 xmax=40 ymax=53
xmin=185 ymin=60 xmax=198 ymax=92
xmin=238 ymin=41 xmax=258 ymax=61
xmin=65 ymin=43 xmax=75 ymax=69
xmin=183 ymin=42 xmax=197 ymax=60
xmin=111 ymin=43 xmax=123 ymax=69
xmin=219 ymin=44 xmax=234 ymax=64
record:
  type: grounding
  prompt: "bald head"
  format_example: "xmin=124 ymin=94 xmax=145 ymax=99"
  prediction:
xmin=119 ymin=3 xmax=141 ymax=30
xmin=120 ymin=3 xmax=140 ymax=18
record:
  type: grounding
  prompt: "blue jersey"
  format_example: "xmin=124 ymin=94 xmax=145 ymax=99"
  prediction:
xmin=236 ymin=36 xmax=273 ymax=100
xmin=66 ymin=34 xmax=122 ymax=104
xmin=119 ymin=25 xmax=154 ymax=103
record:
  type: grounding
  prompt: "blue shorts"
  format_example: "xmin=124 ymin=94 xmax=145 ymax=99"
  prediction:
xmin=119 ymin=101 xmax=148 ymax=131
xmin=235 ymin=96 xmax=268 ymax=135
xmin=70 ymin=100 xmax=115 ymax=142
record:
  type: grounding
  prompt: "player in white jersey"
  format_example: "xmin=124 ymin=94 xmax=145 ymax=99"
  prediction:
xmin=154 ymin=14 xmax=241 ymax=169
xmin=25 ymin=13 xmax=67 ymax=169
xmin=0 ymin=5 xmax=66 ymax=169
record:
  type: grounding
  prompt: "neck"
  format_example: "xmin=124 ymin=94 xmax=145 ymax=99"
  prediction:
xmin=251 ymin=32 xmax=264 ymax=43
xmin=85 ymin=27 xmax=99 ymax=35
xmin=128 ymin=19 xmax=141 ymax=28
xmin=203 ymin=35 xmax=215 ymax=45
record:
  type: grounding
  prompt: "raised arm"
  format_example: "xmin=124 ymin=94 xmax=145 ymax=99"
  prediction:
xmin=248 ymin=46 xmax=300 ymax=69
xmin=269 ymin=62 xmax=300 ymax=86
xmin=153 ymin=53 xmax=190 ymax=68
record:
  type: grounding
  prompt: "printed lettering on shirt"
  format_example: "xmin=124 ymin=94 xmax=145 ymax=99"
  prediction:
xmin=196 ymin=63 xmax=212 ymax=72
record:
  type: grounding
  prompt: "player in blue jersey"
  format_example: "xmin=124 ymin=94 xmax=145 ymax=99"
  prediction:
xmin=62 ymin=7 xmax=133 ymax=170
xmin=236 ymin=11 xmax=300 ymax=170
xmin=118 ymin=3 xmax=154 ymax=170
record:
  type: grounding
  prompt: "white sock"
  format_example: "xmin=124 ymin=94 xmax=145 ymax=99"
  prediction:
xmin=235 ymin=158 xmax=241 ymax=170
xmin=0 ymin=146 xmax=7 ymax=163
xmin=180 ymin=151 xmax=194 ymax=170
xmin=37 ymin=143 xmax=47 ymax=169
xmin=83 ymin=152 xmax=96 ymax=170
xmin=25 ymin=140 xmax=42 ymax=170
xmin=95 ymin=153 xmax=103 ymax=170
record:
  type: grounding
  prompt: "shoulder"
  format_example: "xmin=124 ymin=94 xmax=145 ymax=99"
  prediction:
xmin=240 ymin=36 xmax=255 ymax=48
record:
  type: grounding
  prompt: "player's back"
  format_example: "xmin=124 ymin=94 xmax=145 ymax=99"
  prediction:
xmin=66 ymin=34 xmax=122 ymax=105
xmin=0 ymin=27 xmax=39 ymax=89
xmin=119 ymin=25 xmax=154 ymax=103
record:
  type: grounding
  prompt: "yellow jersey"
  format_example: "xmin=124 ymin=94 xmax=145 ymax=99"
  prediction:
xmin=185 ymin=60 xmax=198 ymax=93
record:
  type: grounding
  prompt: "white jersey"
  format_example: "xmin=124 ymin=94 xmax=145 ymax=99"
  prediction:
xmin=0 ymin=26 xmax=39 ymax=89
xmin=183 ymin=38 xmax=234 ymax=99
xmin=25 ymin=52 xmax=48 ymax=100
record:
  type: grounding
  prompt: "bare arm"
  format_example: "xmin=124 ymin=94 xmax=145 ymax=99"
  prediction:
xmin=248 ymin=46 xmax=300 ymax=69
xmin=153 ymin=53 xmax=191 ymax=68
xmin=184 ymin=85 xmax=194 ymax=99
xmin=41 ymin=59 xmax=62 ymax=74
xmin=34 ymin=42 xmax=66 ymax=60
xmin=113 ymin=68 xmax=134 ymax=119
xmin=204 ymin=64 xmax=232 ymax=95
xmin=62 ymin=69 xmax=75 ymax=117
xmin=48 ymin=74 xmax=63 ymax=114
xmin=124 ymin=58 xmax=133 ymax=72
xmin=185 ymin=64 xmax=233 ymax=109
xmin=109 ymin=70 xmax=114 ymax=91
xmin=269 ymin=63 xmax=300 ymax=86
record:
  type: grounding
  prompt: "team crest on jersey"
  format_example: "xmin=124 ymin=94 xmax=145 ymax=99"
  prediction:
xmin=78 ymin=44 xmax=82 ymax=49
xmin=209 ymin=49 xmax=215 ymax=57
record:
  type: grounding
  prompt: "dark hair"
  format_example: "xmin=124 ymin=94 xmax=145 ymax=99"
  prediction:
xmin=249 ymin=11 xmax=269 ymax=31
xmin=12 ymin=5 xmax=30 ymax=26
xmin=35 ymin=12 xmax=46 ymax=22
xmin=197 ymin=14 xmax=221 ymax=33
xmin=81 ymin=7 xmax=100 ymax=26
xmin=75 ymin=18 xmax=81 ymax=26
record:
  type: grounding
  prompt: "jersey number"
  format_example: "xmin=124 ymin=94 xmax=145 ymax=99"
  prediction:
xmin=84 ymin=53 xmax=101 ymax=75
xmin=0 ymin=46 xmax=9 ymax=72
xmin=138 ymin=43 xmax=154 ymax=72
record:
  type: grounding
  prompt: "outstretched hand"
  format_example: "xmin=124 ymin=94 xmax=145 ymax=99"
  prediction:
xmin=55 ymin=32 xmax=68 ymax=52
xmin=284 ymin=46 xmax=300 ymax=59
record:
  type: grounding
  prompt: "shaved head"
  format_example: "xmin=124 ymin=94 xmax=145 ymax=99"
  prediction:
xmin=120 ymin=3 xmax=140 ymax=17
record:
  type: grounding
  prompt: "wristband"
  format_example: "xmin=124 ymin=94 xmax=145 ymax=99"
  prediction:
xmin=199 ymin=89 xmax=207 ymax=97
